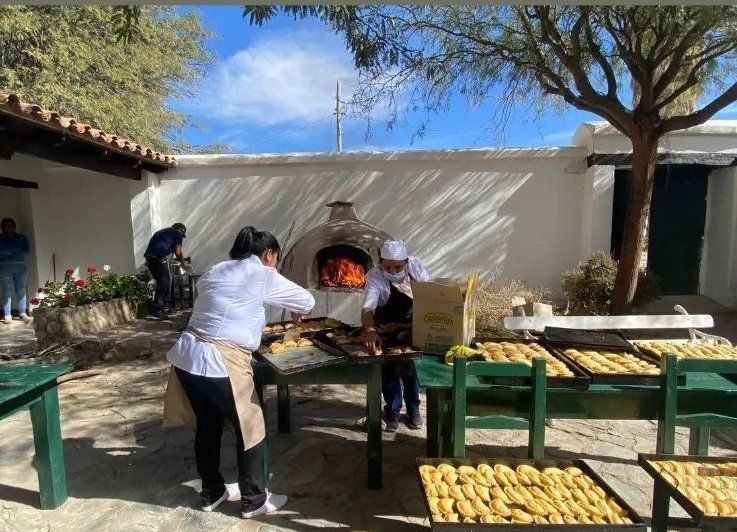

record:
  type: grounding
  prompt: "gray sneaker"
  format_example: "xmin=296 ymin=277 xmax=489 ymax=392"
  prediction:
xmin=406 ymin=413 xmax=423 ymax=430
xmin=201 ymin=486 xmax=228 ymax=512
xmin=384 ymin=417 xmax=399 ymax=432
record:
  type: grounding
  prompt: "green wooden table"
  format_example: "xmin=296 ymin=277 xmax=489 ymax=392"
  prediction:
xmin=416 ymin=355 xmax=737 ymax=458
xmin=253 ymin=360 xmax=383 ymax=489
xmin=0 ymin=364 xmax=72 ymax=509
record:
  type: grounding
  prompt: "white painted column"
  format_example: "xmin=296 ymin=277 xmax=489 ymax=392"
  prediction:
xmin=147 ymin=171 xmax=162 ymax=232
xmin=700 ymin=166 xmax=737 ymax=308
xmin=580 ymin=164 xmax=615 ymax=260
xmin=130 ymin=170 xmax=163 ymax=269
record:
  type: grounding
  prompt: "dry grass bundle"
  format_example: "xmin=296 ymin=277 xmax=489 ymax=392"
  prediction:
xmin=475 ymin=276 xmax=551 ymax=337
xmin=562 ymin=252 xmax=661 ymax=315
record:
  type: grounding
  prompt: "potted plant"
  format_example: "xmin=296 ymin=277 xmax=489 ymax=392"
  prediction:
xmin=30 ymin=265 xmax=152 ymax=343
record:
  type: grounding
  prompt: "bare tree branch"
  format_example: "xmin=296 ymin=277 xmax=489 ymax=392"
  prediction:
xmin=660 ymin=81 xmax=737 ymax=132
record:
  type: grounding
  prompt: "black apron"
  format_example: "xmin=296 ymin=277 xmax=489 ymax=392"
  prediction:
xmin=374 ymin=283 xmax=413 ymax=324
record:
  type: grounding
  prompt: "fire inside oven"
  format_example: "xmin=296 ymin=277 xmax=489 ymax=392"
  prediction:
xmin=317 ymin=244 xmax=371 ymax=290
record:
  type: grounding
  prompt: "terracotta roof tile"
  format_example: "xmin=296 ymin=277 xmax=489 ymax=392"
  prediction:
xmin=0 ymin=92 xmax=175 ymax=166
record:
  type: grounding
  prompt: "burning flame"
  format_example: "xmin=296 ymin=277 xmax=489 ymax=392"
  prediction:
xmin=321 ymin=258 xmax=366 ymax=288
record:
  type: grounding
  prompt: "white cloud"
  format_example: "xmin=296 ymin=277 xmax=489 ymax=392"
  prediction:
xmin=198 ymin=30 xmax=358 ymax=126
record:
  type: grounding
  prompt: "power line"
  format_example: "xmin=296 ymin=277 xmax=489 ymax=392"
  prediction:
xmin=242 ymin=114 xmax=334 ymax=151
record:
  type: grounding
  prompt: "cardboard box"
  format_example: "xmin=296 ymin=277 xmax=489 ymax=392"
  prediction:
xmin=411 ymin=274 xmax=478 ymax=355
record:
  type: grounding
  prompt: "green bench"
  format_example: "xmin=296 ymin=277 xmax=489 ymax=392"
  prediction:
xmin=650 ymin=354 xmax=737 ymax=532
xmin=0 ymin=364 xmax=71 ymax=509
xmin=452 ymin=356 xmax=547 ymax=459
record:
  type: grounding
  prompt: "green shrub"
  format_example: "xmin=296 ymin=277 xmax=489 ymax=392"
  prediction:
xmin=561 ymin=252 xmax=661 ymax=315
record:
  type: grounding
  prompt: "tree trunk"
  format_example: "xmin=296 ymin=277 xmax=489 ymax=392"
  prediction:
xmin=611 ymin=129 xmax=659 ymax=314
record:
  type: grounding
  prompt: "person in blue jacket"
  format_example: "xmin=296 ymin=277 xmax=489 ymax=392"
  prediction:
xmin=144 ymin=222 xmax=190 ymax=317
xmin=0 ymin=218 xmax=31 ymax=324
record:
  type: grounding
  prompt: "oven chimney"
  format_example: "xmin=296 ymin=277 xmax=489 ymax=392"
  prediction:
xmin=326 ymin=201 xmax=358 ymax=222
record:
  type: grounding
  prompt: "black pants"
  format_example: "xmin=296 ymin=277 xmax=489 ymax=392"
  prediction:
xmin=146 ymin=258 xmax=170 ymax=313
xmin=174 ymin=367 xmax=267 ymax=511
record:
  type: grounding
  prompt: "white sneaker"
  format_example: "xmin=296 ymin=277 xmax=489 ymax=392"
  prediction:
xmin=354 ymin=416 xmax=387 ymax=431
xmin=241 ymin=491 xmax=287 ymax=518
xmin=20 ymin=313 xmax=32 ymax=325
xmin=2 ymin=315 xmax=12 ymax=325
xmin=226 ymin=482 xmax=240 ymax=501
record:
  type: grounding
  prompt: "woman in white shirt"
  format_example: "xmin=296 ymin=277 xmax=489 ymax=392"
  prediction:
xmin=361 ymin=240 xmax=430 ymax=432
xmin=164 ymin=226 xmax=314 ymax=518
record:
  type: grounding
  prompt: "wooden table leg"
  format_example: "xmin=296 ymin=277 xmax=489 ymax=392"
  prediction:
xmin=366 ymin=363 xmax=382 ymax=489
xmin=426 ymin=388 xmax=440 ymax=458
xmin=29 ymin=385 xmax=67 ymax=509
xmin=277 ymin=384 xmax=291 ymax=434
xmin=439 ymin=389 xmax=453 ymax=458
xmin=426 ymin=388 xmax=453 ymax=458
xmin=688 ymin=426 xmax=710 ymax=456
xmin=650 ymin=480 xmax=670 ymax=532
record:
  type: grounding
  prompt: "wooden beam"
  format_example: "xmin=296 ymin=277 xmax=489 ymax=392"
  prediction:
xmin=0 ymin=112 xmax=169 ymax=176
xmin=0 ymin=175 xmax=39 ymax=189
xmin=19 ymin=141 xmax=142 ymax=180
xmin=588 ymin=152 xmax=737 ymax=168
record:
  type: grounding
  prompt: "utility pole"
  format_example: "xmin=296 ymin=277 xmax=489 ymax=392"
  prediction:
xmin=335 ymin=80 xmax=344 ymax=152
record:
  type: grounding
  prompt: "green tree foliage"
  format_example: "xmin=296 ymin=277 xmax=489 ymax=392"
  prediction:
xmin=245 ymin=6 xmax=737 ymax=311
xmin=0 ymin=6 xmax=212 ymax=152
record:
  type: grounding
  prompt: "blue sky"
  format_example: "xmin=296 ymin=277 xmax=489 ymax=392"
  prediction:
xmin=175 ymin=6 xmax=737 ymax=154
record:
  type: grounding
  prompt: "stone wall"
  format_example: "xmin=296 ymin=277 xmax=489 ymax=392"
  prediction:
xmin=33 ymin=298 xmax=136 ymax=347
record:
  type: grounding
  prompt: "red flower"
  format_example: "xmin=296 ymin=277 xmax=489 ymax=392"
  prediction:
xmin=65 ymin=268 xmax=75 ymax=277
xmin=37 ymin=288 xmax=44 ymax=294
xmin=75 ymin=279 xmax=86 ymax=287
xmin=63 ymin=294 xmax=72 ymax=302
xmin=87 ymin=265 xmax=96 ymax=274
xmin=30 ymin=298 xmax=40 ymax=306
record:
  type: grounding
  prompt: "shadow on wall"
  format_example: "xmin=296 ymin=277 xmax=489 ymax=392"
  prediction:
xmin=132 ymin=158 xmax=585 ymax=294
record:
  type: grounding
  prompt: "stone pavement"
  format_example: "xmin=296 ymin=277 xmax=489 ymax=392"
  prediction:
xmin=0 ymin=320 xmax=36 ymax=358
xmin=1 ymin=314 xmax=737 ymax=531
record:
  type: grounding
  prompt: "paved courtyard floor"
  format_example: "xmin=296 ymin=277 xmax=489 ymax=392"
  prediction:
xmin=1 ymin=317 xmax=736 ymax=531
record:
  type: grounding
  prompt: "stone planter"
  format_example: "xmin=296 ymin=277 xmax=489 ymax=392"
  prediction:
xmin=33 ymin=298 xmax=136 ymax=347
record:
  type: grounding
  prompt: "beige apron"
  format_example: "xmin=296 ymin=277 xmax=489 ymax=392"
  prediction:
xmin=162 ymin=328 xmax=265 ymax=451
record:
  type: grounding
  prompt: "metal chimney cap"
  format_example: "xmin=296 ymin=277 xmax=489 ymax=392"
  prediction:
xmin=326 ymin=201 xmax=358 ymax=221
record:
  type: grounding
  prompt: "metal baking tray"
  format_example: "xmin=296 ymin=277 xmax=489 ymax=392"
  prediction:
xmin=319 ymin=329 xmax=422 ymax=363
xmin=545 ymin=342 xmax=681 ymax=387
xmin=639 ymin=453 xmax=737 ymax=529
xmin=416 ymin=457 xmax=645 ymax=530
xmin=261 ymin=316 xmax=351 ymax=342
xmin=471 ymin=337 xmax=590 ymax=389
xmin=544 ymin=328 xmax=635 ymax=353
xmin=254 ymin=332 xmax=347 ymax=375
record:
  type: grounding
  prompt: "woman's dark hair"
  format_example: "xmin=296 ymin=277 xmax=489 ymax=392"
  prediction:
xmin=229 ymin=226 xmax=280 ymax=260
xmin=1 ymin=218 xmax=16 ymax=230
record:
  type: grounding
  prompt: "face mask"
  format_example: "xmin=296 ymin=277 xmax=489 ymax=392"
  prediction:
xmin=382 ymin=268 xmax=406 ymax=283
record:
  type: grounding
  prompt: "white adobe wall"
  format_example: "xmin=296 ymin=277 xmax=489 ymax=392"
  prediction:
xmin=0 ymin=153 xmax=145 ymax=292
xmin=148 ymin=148 xmax=594 ymax=297
xmin=700 ymin=166 xmax=737 ymax=307
xmin=574 ymin=120 xmax=737 ymax=154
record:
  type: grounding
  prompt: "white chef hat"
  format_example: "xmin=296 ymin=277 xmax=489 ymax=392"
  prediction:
xmin=380 ymin=240 xmax=408 ymax=261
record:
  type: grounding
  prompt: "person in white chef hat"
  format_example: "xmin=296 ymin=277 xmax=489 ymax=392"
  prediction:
xmin=360 ymin=239 xmax=430 ymax=431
